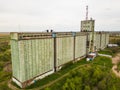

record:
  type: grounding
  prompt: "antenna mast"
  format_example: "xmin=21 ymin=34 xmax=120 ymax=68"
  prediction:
xmin=86 ymin=5 xmax=88 ymax=20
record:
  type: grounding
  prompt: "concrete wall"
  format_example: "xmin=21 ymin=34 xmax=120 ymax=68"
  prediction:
xmin=100 ymin=33 xmax=105 ymax=49
xmin=81 ymin=20 xmax=95 ymax=32
xmin=87 ymin=32 xmax=92 ymax=52
xmin=94 ymin=33 xmax=101 ymax=50
xmin=11 ymin=40 xmax=20 ymax=80
xmin=23 ymin=39 xmax=54 ymax=82
xmin=106 ymin=33 xmax=109 ymax=45
xmin=10 ymin=32 xmax=109 ymax=88
xmin=94 ymin=32 xmax=109 ymax=50
xmin=56 ymin=37 xmax=74 ymax=67
xmin=75 ymin=35 xmax=86 ymax=59
xmin=11 ymin=38 xmax=54 ymax=83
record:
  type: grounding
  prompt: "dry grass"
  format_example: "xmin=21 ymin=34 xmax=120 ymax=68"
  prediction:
xmin=109 ymin=36 xmax=120 ymax=45
xmin=0 ymin=33 xmax=9 ymax=36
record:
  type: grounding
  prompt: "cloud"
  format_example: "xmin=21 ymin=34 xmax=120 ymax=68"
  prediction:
xmin=0 ymin=0 xmax=120 ymax=32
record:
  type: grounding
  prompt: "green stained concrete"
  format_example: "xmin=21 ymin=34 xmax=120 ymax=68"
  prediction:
xmin=10 ymin=32 xmax=110 ymax=87
xmin=11 ymin=38 xmax=54 ymax=82
xmin=56 ymin=37 xmax=74 ymax=67
xmin=75 ymin=36 xmax=86 ymax=58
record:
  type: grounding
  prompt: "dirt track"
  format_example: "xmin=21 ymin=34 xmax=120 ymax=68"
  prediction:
xmin=112 ymin=53 xmax=120 ymax=77
xmin=112 ymin=54 xmax=120 ymax=64
xmin=3 ymin=61 xmax=12 ymax=72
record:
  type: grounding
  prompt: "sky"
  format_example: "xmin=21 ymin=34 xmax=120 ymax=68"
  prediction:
xmin=0 ymin=0 xmax=120 ymax=32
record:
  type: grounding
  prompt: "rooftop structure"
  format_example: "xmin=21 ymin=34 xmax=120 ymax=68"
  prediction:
xmin=81 ymin=19 xmax=95 ymax=32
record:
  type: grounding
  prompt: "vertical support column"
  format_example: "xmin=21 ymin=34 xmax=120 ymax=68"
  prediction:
xmin=108 ymin=33 xmax=110 ymax=44
xmin=100 ymin=32 xmax=102 ymax=50
xmin=91 ymin=29 xmax=95 ymax=52
xmin=52 ymin=33 xmax=57 ymax=72
xmin=86 ymin=32 xmax=89 ymax=56
xmin=72 ymin=32 xmax=76 ymax=62
xmin=105 ymin=33 xmax=106 ymax=46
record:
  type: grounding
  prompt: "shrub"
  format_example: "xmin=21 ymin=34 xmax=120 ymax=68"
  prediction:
xmin=0 ymin=50 xmax=11 ymax=62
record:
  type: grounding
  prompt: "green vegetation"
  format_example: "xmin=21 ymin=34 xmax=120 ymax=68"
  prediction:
xmin=25 ymin=46 xmax=120 ymax=90
xmin=26 ymin=58 xmax=89 ymax=89
xmin=0 ymin=34 xmax=119 ymax=90
xmin=91 ymin=56 xmax=113 ymax=68
xmin=0 ymin=45 xmax=11 ymax=72
xmin=45 ymin=56 xmax=120 ymax=90
xmin=0 ymin=82 xmax=11 ymax=90
xmin=98 ymin=47 xmax=120 ymax=56
xmin=0 ymin=44 xmax=10 ymax=52
xmin=0 ymin=35 xmax=10 ymax=41
xmin=98 ymin=49 xmax=113 ymax=56
xmin=26 ymin=56 xmax=117 ymax=90
xmin=110 ymin=36 xmax=120 ymax=46
xmin=117 ymin=62 xmax=120 ymax=71
xmin=0 ymin=35 xmax=11 ymax=90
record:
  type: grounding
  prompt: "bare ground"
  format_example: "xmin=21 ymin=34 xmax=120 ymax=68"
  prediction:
xmin=3 ymin=61 xmax=12 ymax=72
xmin=112 ymin=53 xmax=120 ymax=77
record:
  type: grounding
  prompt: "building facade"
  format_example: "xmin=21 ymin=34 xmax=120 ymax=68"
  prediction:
xmin=81 ymin=19 xmax=95 ymax=32
xmin=10 ymin=32 xmax=88 ymax=88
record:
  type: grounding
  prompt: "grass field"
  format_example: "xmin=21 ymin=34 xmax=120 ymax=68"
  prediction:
xmin=0 ymin=35 xmax=10 ymax=41
xmin=45 ymin=56 xmax=119 ymax=90
xmin=98 ymin=49 xmax=113 ymax=56
xmin=109 ymin=36 xmax=120 ymax=46
xmin=98 ymin=47 xmax=120 ymax=56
